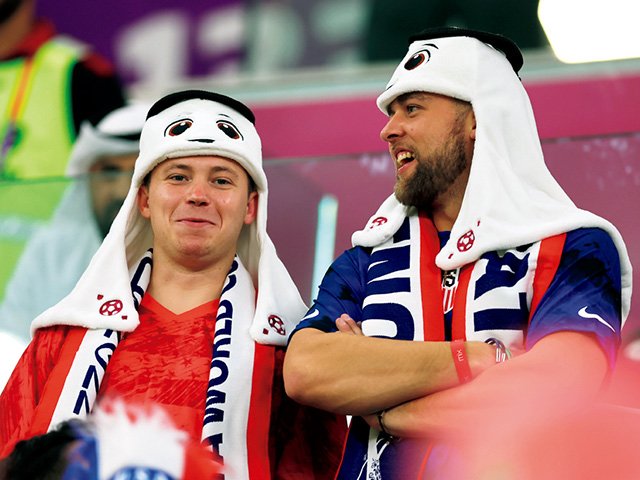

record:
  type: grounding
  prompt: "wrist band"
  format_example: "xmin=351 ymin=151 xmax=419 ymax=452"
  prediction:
xmin=485 ymin=337 xmax=512 ymax=363
xmin=377 ymin=409 xmax=393 ymax=438
xmin=450 ymin=339 xmax=472 ymax=384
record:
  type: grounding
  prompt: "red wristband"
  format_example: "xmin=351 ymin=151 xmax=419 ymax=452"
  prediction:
xmin=450 ymin=339 xmax=472 ymax=384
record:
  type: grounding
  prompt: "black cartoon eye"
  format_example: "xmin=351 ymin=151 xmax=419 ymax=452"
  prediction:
xmin=164 ymin=118 xmax=193 ymax=137
xmin=217 ymin=120 xmax=243 ymax=140
xmin=404 ymin=49 xmax=431 ymax=70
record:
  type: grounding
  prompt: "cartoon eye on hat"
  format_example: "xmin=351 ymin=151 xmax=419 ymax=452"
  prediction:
xmin=162 ymin=116 xmax=244 ymax=141
xmin=164 ymin=118 xmax=193 ymax=137
xmin=403 ymin=43 xmax=439 ymax=70
xmin=217 ymin=120 xmax=243 ymax=140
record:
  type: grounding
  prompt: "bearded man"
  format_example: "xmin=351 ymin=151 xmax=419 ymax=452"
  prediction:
xmin=284 ymin=27 xmax=631 ymax=479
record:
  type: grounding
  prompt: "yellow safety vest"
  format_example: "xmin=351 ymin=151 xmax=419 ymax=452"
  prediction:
xmin=0 ymin=37 xmax=81 ymax=179
xmin=0 ymin=38 xmax=82 ymax=299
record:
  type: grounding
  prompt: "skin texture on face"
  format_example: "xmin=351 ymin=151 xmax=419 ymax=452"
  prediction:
xmin=136 ymin=155 xmax=258 ymax=272
xmin=380 ymin=92 xmax=475 ymax=226
xmin=89 ymin=153 xmax=137 ymax=238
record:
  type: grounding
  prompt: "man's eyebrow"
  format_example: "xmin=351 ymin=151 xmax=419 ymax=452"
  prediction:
xmin=419 ymin=42 xmax=439 ymax=49
xmin=218 ymin=113 xmax=231 ymax=119
xmin=165 ymin=162 xmax=192 ymax=171
xmin=210 ymin=165 xmax=238 ymax=175
xmin=387 ymin=92 xmax=431 ymax=115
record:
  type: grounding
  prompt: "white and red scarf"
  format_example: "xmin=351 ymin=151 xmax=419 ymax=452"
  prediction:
xmin=29 ymin=252 xmax=278 ymax=480
xmin=361 ymin=211 xmax=564 ymax=344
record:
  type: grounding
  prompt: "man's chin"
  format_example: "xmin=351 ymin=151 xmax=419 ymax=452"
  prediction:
xmin=394 ymin=185 xmax=435 ymax=210
xmin=394 ymin=184 xmax=411 ymax=206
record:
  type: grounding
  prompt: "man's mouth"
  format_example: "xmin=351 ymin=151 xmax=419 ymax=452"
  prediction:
xmin=396 ymin=151 xmax=415 ymax=171
xmin=178 ymin=217 xmax=214 ymax=226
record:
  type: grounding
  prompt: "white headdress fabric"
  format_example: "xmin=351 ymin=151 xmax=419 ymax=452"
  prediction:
xmin=353 ymin=35 xmax=632 ymax=322
xmin=33 ymin=96 xmax=307 ymax=345
xmin=65 ymin=103 xmax=149 ymax=176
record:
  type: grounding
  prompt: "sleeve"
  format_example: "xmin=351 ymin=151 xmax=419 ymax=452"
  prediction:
xmin=70 ymin=53 xmax=126 ymax=134
xmin=0 ymin=326 xmax=71 ymax=458
xmin=526 ymin=228 xmax=622 ymax=365
xmin=291 ymin=247 xmax=371 ymax=336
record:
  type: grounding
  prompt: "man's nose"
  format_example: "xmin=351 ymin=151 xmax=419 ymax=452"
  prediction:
xmin=187 ymin=179 xmax=210 ymax=205
xmin=380 ymin=115 xmax=403 ymax=142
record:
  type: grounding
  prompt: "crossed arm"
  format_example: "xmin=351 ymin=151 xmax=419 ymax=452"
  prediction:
xmin=284 ymin=315 xmax=608 ymax=439
xmin=283 ymin=315 xmax=497 ymax=416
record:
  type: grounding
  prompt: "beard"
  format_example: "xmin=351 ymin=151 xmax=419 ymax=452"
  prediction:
xmin=394 ymin=123 xmax=469 ymax=211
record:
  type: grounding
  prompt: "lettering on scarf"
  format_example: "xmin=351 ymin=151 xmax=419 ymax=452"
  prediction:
xmin=130 ymin=250 xmax=153 ymax=309
xmin=472 ymin=247 xmax=534 ymax=332
xmin=203 ymin=259 xmax=238 ymax=456
xmin=73 ymin=329 xmax=120 ymax=415
xmin=362 ymin=218 xmax=416 ymax=340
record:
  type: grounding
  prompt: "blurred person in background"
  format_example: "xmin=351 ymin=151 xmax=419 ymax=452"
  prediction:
xmin=0 ymin=0 xmax=125 ymax=179
xmin=284 ymin=27 xmax=631 ymax=479
xmin=0 ymin=0 xmax=127 ymax=343
xmin=0 ymin=103 xmax=146 ymax=347
xmin=0 ymin=90 xmax=346 ymax=479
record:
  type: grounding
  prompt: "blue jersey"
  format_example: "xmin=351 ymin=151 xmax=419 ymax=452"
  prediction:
xmin=293 ymin=226 xmax=622 ymax=479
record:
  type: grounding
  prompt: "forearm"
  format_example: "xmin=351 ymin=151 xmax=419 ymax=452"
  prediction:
xmin=375 ymin=331 xmax=608 ymax=439
xmin=283 ymin=328 xmax=495 ymax=415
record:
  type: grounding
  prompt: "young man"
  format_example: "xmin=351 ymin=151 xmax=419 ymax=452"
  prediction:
xmin=284 ymin=28 xmax=632 ymax=478
xmin=0 ymin=90 xmax=345 ymax=479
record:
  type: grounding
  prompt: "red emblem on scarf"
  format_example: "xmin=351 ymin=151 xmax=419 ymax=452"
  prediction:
xmin=267 ymin=314 xmax=286 ymax=336
xmin=99 ymin=299 xmax=123 ymax=316
xmin=369 ymin=217 xmax=388 ymax=228
xmin=457 ymin=230 xmax=475 ymax=252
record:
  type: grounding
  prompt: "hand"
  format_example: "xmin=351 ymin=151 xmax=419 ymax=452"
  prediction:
xmin=362 ymin=412 xmax=379 ymax=429
xmin=336 ymin=314 xmax=363 ymax=335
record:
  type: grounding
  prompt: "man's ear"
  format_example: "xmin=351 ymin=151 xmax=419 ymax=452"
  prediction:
xmin=137 ymin=185 xmax=151 ymax=219
xmin=244 ymin=191 xmax=258 ymax=225
xmin=469 ymin=110 xmax=477 ymax=141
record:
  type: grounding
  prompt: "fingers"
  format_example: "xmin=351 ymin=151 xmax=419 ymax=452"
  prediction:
xmin=336 ymin=314 xmax=364 ymax=335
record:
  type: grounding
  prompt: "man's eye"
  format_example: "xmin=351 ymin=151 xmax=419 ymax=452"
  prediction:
xmin=214 ymin=178 xmax=231 ymax=185
xmin=217 ymin=121 xmax=242 ymax=140
xmin=404 ymin=49 xmax=431 ymax=70
xmin=164 ymin=119 xmax=193 ymax=137
xmin=169 ymin=174 xmax=188 ymax=181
